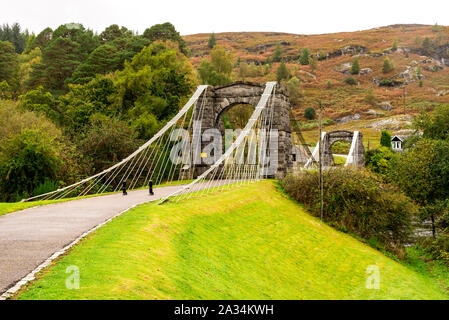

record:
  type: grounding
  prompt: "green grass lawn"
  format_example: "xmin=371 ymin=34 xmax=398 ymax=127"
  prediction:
xmin=16 ymin=180 xmax=448 ymax=300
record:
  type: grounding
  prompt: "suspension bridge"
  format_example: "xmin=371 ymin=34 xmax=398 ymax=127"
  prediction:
xmin=0 ymin=81 xmax=364 ymax=298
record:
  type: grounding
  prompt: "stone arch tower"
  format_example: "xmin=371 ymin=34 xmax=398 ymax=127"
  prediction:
xmin=322 ymin=130 xmax=365 ymax=167
xmin=193 ymin=81 xmax=292 ymax=178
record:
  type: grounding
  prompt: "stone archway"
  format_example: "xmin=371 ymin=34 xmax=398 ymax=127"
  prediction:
xmin=193 ymin=81 xmax=292 ymax=178
xmin=322 ymin=130 xmax=364 ymax=167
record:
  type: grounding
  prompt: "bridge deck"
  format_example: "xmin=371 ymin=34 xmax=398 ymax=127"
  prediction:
xmin=0 ymin=181 xmax=230 ymax=296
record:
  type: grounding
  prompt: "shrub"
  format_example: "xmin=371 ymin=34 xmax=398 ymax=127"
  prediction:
xmin=304 ymin=107 xmax=316 ymax=120
xmin=365 ymin=146 xmax=395 ymax=180
xmin=344 ymin=77 xmax=357 ymax=85
xmin=382 ymin=58 xmax=394 ymax=73
xmin=379 ymin=79 xmax=393 ymax=87
xmin=420 ymin=233 xmax=449 ymax=266
xmin=32 ymin=179 xmax=58 ymax=197
xmin=281 ymin=168 xmax=415 ymax=255
xmin=0 ymin=129 xmax=64 ymax=202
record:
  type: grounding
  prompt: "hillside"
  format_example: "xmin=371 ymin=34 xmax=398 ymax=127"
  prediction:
xmin=184 ymin=25 xmax=449 ymax=143
xmin=16 ymin=181 xmax=448 ymax=300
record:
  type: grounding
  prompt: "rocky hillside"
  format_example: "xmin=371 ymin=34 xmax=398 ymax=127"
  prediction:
xmin=184 ymin=24 xmax=449 ymax=126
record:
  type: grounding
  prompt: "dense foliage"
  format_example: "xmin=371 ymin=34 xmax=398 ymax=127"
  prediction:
xmin=0 ymin=22 xmax=196 ymax=202
xmin=282 ymin=168 xmax=416 ymax=255
xmin=365 ymin=104 xmax=449 ymax=264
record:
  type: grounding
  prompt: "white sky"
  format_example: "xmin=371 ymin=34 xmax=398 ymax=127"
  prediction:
xmin=2 ymin=0 xmax=449 ymax=35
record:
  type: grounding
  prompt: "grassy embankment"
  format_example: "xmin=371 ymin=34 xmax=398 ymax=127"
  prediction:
xmin=16 ymin=180 xmax=448 ymax=300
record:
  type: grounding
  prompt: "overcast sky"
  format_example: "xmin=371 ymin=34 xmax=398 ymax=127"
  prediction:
xmin=2 ymin=0 xmax=449 ymax=35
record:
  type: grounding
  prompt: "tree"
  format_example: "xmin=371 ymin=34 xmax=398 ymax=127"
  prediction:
xmin=390 ymin=139 xmax=445 ymax=237
xmin=299 ymin=48 xmax=309 ymax=65
xmin=70 ymin=44 xmax=119 ymax=84
xmin=351 ymin=58 xmax=360 ymax=75
xmin=19 ymin=86 xmax=57 ymax=119
xmin=392 ymin=39 xmax=398 ymax=51
xmin=0 ymin=41 xmax=18 ymax=87
xmin=304 ymin=107 xmax=316 ymax=120
xmin=18 ymin=47 xmax=42 ymax=92
xmin=421 ymin=37 xmax=433 ymax=56
xmin=380 ymin=130 xmax=392 ymax=148
xmin=273 ymin=43 xmax=283 ymax=62
xmin=0 ymin=23 xmax=29 ymax=53
xmin=0 ymin=101 xmax=73 ymax=202
xmin=112 ymin=42 xmax=195 ymax=138
xmin=28 ymin=24 xmax=98 ymax=92
xmin=207 ymin=33 xmax=216 ymax=49
xmin=276 ymin=60 xmax=290 ymax=82
xmin=29 ymin=27 xmax=53 ymax=51
xmin=382 ymin=58 xmax=394 ymax=74
xmin=76 ymin=115 xmax=140 ymax=173
xmin=413 ymin=104 xmax=449 ymax=141
xmin=198 ymin=46 xmax=233 ymax=86
xmin=0 ymin=129 xmax=65 ymax=201
xmin=57 ymin=76 xmax=116 ymax=135
xmin=286 ymin=77 xmax=300 ymax=104
xmin=143 ymin=22 xmax=188 ymax=56
xmin=99 ymin=24 xmax=132 ymax=43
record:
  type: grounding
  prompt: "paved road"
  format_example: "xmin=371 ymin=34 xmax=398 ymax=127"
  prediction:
xmin=0 ymin=182 xmax=228 ymax=295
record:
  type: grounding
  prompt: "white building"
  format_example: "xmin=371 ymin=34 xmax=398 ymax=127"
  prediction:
xmin=391 ymin=135 xmax=405 ymax=151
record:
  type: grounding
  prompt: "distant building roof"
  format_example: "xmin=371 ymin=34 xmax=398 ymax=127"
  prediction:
xmin=391 ymin=135 xmax=409 ymax=141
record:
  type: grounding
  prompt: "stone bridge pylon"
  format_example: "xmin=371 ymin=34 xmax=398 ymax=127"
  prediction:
xmin=193 ymin=81 xmax=292 ymax=178
xmin=322 ymin=130 xmax=365 ymax=167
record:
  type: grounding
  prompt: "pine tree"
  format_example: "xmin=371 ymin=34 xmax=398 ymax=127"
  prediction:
xmin=351 ymin=58 xmax=360 ymax=75
xmin=0 ymin=41 xmax=18 ymax=86
xmin=380 ymin=130 xmax=392 ymax=148
xmin=276 ymin=60 xmax=290 ymax=82
xmin=382 ymin=58 xmax=394 ymax=74
xmin=208 ymin=33 xmax=216 ymax=49
xmin=299 ymin=48 xmax=309 ymax=65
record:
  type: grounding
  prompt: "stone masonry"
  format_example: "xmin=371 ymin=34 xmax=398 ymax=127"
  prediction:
xmin=192 ymin=81 xmax=292 ymax=178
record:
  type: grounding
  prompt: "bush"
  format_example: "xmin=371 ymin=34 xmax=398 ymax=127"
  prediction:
xmin=31 ymin=179 xmax=58 ymax=197
xmin=344 ymin=77 xmax=357 ymax=85
xmin=304 ymin=107 xmax=316 ymax=120
xmin=420 ymin=233 xmax=449 ymax=266
xmin=281 ymin=168 xmax=416 ymax=255
xmin=0 ymin=129 xmax=64 ymax=202
xmin=382 ymin=58 xmax=394 ymax=74
xmin=380 ymin=130 xmax=392 ymax=148
xmin=379 ymin=79 xmax=394 ymax=87
xmin=365 ymin=146 xmax=395 ymax=180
